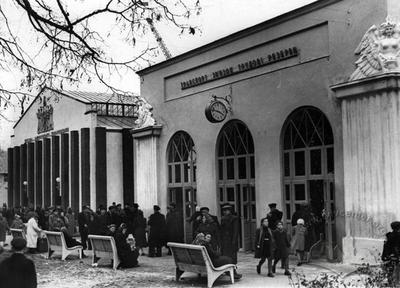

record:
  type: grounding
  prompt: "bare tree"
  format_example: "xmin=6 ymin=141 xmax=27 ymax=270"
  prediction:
xmin=0 ymin=0 xmax=200 ymax=116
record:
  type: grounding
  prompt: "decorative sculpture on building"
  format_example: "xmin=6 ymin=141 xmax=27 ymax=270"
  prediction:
xmin=350 ymin=17 xmax=400 ymax=81
xmin=37 ymin=95 xmax=54 ymax=134
xmin=133 ymin=97 xmax=156 ymax=129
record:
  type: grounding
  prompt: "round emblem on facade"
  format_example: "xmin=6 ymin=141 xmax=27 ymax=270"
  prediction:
xmin=205 ymin=100 xmax=228 ymax=123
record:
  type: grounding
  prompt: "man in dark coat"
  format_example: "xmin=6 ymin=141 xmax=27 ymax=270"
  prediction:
xmin=266 ymin=203 xmax=283 ymax=230
xmin=148 ymin=205 xmax=166 ymax=257
xmin=0 ymin=238 xmax=37 ymax=288
xmin=220 ymin=203 xmax=242 ymax=279
xmin=166 ymin=203 xmax=184 ymax=244
xmin=78 ymin=205 xmax=91 ymax=250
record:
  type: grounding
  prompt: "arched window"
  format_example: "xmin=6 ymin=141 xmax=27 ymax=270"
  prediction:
xmin=216 ymin=120 xmax=256 ymax=250
xmin=167 ymin=131 xmax=196 ymax=243
xmin=282 ymin=106 xmax=335 ymax=258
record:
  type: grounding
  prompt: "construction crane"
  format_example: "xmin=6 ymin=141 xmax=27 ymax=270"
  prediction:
xmin=146 ymin=18 xmax=172 ymax=60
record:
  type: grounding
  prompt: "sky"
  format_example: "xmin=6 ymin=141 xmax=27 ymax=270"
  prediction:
xmin=0 ymin=0 xmax=316 ymax=149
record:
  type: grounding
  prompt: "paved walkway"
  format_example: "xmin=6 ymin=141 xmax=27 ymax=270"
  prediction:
xmin=3 ymin=235 xmax=357 ymax=287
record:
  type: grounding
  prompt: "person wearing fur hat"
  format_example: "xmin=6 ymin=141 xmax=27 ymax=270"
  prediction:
xmin=291 ymin=218 xmax=308 ymax=266
xmin=0 ymin=238 xmax=37 ymax=288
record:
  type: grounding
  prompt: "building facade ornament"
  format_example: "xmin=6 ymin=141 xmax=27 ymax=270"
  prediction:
xmin=132 ymin=97 xmax=156 ymax=129
xmin=37 ymin=96 xmax=54 ymax=134
xmin=350 ymin=17 xmax=400 ymax=81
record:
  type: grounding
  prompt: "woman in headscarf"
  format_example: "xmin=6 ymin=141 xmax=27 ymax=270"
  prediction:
xmin=26 ymin=213 xmax=42 ymax=253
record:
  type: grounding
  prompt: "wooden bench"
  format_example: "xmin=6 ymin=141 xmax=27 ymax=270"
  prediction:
xmin=88 ymin=234 xmax=120 ymax=270
xmin=43 ymin=231 xmax=82 ymax=260
xmin=10 ymin=228 xmax=26 ymax=240
xmin=167 ymin=242 xmax=235 ymax=288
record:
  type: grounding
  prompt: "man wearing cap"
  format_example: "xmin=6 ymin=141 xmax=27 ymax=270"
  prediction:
xmin=148 ymin=205 xmax=166 ymax=257
xmin=220 ymin=203 xmax=242 ymax=279
xmin=266 ymin=203 xmax=283 ymax=230
xmin=0 ymin=238 xmax=37 ymax=288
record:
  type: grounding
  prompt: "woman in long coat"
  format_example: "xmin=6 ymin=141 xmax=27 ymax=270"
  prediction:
xmin=26 ymin=215 xmax=42 ymax=253
xmin=133 ymin=210 xmax=147 ymax=255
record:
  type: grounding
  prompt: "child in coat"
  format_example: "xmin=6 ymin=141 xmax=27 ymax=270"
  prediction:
xmin=291 ymin=218 xmax=308 ymax=266
xmin=272 ymin=221 xmax=291 ymax=275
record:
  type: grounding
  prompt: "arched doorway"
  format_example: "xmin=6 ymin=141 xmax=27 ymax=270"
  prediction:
xmin=167 ymin=131 xmax=197 ymax=243
xmin=217 ymin=120 xmax=256 ymax=250
xmin=281 ymin=106 xmax=335 ymax=259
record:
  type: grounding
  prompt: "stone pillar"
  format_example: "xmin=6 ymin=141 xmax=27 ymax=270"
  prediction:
xmin=70 ymin=131 xmax=80 ymax=213
xmin=332 ymin=73 xmax=400 ymax=263
xmin=131 ymin=125 xmax=162 ymax=217
xmin=81 ymin=128 xmax=90 ymax=208
xmin=7 ymin=148 xmax=13 ymax=207
xmin=20 ymin=144 xmax=27 ymax=207
xmin=13 ymin=146 xmax=20 ymax=207
xmin=27 ymin=142 xmax=35 ymax=207
xmin=122 ymin=129 xmax=134 ymax=205
xmin=43 ymin=138 xmax=51 ymax=208
xmin=51 ymin=135 xmax=60 ymax=206
xmin=95 ymin=127 xmax=107 ymax=209
xmin=61 ymin=133 xmax=69 ymax=209
xmin=35 ymin=141 xmax=43 ymax=207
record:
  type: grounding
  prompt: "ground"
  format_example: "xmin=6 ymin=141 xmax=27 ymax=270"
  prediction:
xmin=4 ymin=236 xmax=358 ymax=288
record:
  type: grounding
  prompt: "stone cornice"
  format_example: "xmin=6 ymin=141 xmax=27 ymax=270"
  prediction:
xmin=331 ymin=72 xmax=400 ymax=99
xmin=131 ymin=125 xmax=162 ymax=139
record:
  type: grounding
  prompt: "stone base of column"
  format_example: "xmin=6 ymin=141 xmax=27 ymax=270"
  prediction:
xmin=342 ymin=236 xmax=384 ymax=264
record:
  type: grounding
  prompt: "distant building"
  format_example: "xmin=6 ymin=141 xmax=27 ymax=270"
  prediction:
xmin=7 ymin=88 xmax=154 ymax=213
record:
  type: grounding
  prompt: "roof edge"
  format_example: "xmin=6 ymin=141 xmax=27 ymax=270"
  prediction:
xmin=137 ymin=0 xmax=342 ymax=76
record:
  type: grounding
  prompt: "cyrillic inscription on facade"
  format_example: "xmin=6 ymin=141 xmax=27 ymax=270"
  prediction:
xmin=180 ymin=46 xmax=298 ymax=90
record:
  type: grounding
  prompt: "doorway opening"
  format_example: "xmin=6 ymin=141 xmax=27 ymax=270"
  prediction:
xmin=282 ymin=106 xmax=335 ymax=259
xmin=167 ymin=131 xmax=197 ymax=243
xmin=217 ymin=120 xmax=256 ymax=250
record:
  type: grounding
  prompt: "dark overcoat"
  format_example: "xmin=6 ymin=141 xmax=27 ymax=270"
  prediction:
xmin=166 ymin=210 xmax=184 ymax=243
xmin=254 ymin=227 xmax=275 ymax=259
xmin=220 ymin=214 xmax=239 ymax=263
xmin=0 ymin=253 xmax=37 ymax=288
xmin=272 ymin=228 xmax=290 ymax=258
xmin=134 ymin=213 xmax=148 ymax=248
xmin=148 ymin=212 xmax=166 ymax=246
xmin=266 ymin=209 xmax=283 ymax=230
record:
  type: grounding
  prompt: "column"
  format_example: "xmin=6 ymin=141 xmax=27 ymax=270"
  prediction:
xmin=43 ymin=138 xmax=51 ymax=207
xmin=7 ymin=148 xmax=13 ymax=207
xmin=20 ymin=144 xmax=27 ymax=207
xmin=35 ymin=141 xmax=43 ymax=207
xmin=95 ymin=127 xmax=107 ymax=208
xmin=81 ymin=128 xmax=90 ymax=207
xmin=131 ymin=125 xmax=162 ymax=217
xmin=122 ymin=128 xmax=134 ymax=205
xmin=332 ymin=73 xmax=400 ymax=264
xmin=61 ymin=133 xmax=69 ymax=209
xmin=70 ymin=131 xmax=79 ymax=213
xmin=27 ymin=142 xmax=35 ymax=207
xmin=51 ymin=135 xmax=60 ymax=206
xmin=13 ymin=146 xmax=20 ymax=207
